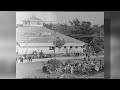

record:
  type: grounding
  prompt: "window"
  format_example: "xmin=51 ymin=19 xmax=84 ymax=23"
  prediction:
xmin=75 ymin=46 xmax=78 ymax=48
xmin=81 ymin=45 xmax=85 ymax=48
xmin=49 ymin=46 xmax=54 ymax=50
xmin=83 ymin=49 xmax=86 ymax=52
xmin=70 ymin=46 xmax=72 ymax=48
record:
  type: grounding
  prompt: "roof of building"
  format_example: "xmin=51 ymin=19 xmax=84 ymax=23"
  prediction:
xmin=22 ymin=16 xmax=43 ymax=22
xmin=16 ymin=26 xmax=86 ymax=45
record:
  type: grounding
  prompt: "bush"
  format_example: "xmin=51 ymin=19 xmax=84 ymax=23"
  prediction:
xmin=46 ymin=59 xmax=61 ymax=72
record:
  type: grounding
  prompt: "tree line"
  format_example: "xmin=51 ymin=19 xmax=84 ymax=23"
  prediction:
xmin=43 ymin=18 xmax=104 ymax=54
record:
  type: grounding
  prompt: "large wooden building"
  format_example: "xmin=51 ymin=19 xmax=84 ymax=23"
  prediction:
xmin=16 ymin=16 xmax=86 ymax=55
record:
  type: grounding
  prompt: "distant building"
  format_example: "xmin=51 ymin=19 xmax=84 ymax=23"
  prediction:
xmin=16 ymin=16 xmax=86 ymax=55
xmin=22 ymin=15 xmax=44 ymax=27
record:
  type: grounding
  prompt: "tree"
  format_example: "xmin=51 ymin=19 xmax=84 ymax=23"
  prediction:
xmin=89 ymin=37 xmax=103 ymax=55
xmin=69 ymin=18 xmax=80 ymax=26
xmin=43 ymin=23 xmax=53 ymax=30
xmin=92 ymin=25 xmax=100 ymax=36
xmin=80 ymin=21 xmax=92 ymax=34
xmin=69 ymin=18 xmax=81 ymax=34
xmin=53 ymin=37 xmax=65 ymax=56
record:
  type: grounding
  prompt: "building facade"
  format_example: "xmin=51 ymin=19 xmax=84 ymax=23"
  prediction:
xmin=16 ymin=16 xmax=86 ymax=55
xmin=22 ymin=15 xmax=44 ymax=27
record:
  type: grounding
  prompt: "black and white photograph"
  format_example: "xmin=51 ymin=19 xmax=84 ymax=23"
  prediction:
xmin=16 ymin=12 xmax=104 ymax=79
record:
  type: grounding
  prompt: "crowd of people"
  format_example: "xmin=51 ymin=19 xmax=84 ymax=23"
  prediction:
xmin=17 ymin=50 xmax=48 ymax=63
xmin=17 ymin=50 xmax=91 ymax=63
xmin=42 ymin=58 xmax=104 ymax=76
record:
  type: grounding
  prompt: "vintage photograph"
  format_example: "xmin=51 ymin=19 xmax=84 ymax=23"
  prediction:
xmin=16 ymin=12 xmax=104 ymax=79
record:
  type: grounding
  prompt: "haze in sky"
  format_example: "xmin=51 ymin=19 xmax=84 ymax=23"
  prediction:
xmin=16 ymin=12 xmax=104 ymax=26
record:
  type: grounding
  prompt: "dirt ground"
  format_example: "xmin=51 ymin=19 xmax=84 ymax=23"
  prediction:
xmin=16 ymin=57 xmax=104 ymax=79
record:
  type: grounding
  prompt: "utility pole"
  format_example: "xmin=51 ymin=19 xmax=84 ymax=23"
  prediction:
xmin=48 ymin=21 xmax=57 ymax=57
xmin=26 ymin=29 xmax=28 ymax=55
xmin=53 ymin=25 xmax=57 ymax=57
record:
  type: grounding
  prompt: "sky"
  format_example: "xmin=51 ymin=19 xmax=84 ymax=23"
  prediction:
xmin=16 ymin=12 xmax=104 ymax=26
